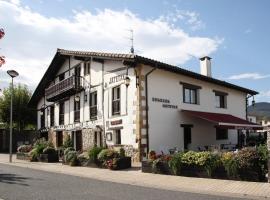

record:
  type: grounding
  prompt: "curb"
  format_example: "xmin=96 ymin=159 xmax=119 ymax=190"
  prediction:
xmin=0 ymin=160 xmax=269 ymax=200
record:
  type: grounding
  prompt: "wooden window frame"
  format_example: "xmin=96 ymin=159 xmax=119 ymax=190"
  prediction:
xmin=74 ymin=97 xmax=80 ymax=123
xmin=214 ymin=90 xmax=228 ymax=109
xmin=112 ymin=86 xmax=121 ymax=116
xmin=90 ymin=91 xmax=98 ymax=120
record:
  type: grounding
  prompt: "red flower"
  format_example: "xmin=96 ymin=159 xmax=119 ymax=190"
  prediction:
xmin=0 ymin=56 xmax=5 ymax=67
xmin=0 ymin=28 xmax=5 ymax=39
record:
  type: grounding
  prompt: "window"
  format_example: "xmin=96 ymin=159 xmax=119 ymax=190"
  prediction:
xmin=215 ymin=94 xmax=226 ymax=108
xmin=115 ymin=129 xmax=121 ymax=145
xmin=50 ymin=105 xmax=54 ymax=127
xmin=59 ymin=102 xmax=65 ymax=125
xmin=74 ymin=97 xmax=80 ymax=122
xmin=84 ymin=62 xmax=90 ymax=75
xmin=216 ymin=128 xmax=228 ymax=140
xmin=90 ymin=91 xmax=97 ymax=120
xmin=112 ymin=86 xmax=121 ymax=115
xmin=214 ymin=90 xmax=227 ymax=108
xmin=180 ymin=82 xmax=201 ymax=105
xmin=183 ymin=88 xmax=198 ymax=104
xmin=40 ymin=110 xmax=45 ymax=128
xmin=59 ymin=73 xmax=65 ymax=81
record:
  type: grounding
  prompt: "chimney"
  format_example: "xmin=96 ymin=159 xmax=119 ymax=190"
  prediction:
xmin=200 ymin=56 xmax=212 ymax=77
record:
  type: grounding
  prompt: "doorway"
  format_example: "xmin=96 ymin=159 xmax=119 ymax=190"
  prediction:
xmin=75 ymin=130 xmax=82 ymax=151
xmin=94 ymin=131 xmax=102 ymax=147
xmin=181 ymin=124 xmax=193 ymax=150
xmin=56 ymin=131 xmax=63 ymax=147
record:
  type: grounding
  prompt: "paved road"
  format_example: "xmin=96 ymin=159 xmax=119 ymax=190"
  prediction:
xmin=0 ymin=164 xmax=251 ymax=200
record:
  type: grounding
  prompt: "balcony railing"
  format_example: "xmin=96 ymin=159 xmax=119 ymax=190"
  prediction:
xmin=45 ymin=75 xmax=83 ymax=102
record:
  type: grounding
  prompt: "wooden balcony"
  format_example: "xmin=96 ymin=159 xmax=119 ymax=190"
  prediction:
xmin=45 ymin=75 xmax=84 ymax=102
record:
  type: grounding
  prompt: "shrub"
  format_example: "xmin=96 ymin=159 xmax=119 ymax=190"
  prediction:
xmin=221 ymin=152 xmax=238 ymax=178
xmin=43 ymin=147 xmax=57 ymax=155
xmin=64 ymin=147 xmax=75 ymax=163
xmin=17 ymin=145 xmax=32 ymax=153
xmin=235 ymin=148 xmax=260 ymax=170
xmin=181 ymin=151 xmax=220 ymax=177
xmin=63 ymin=135 xmax=73 ymax=148
xmin=64 ymin=147 xmax=75 ymax=156
xmin=88 ymin=146 xmax=104 ymax=162
xmin=97 ymin=149 xmax=119 ymax=163
xmin=66 ymin=150 xmax=78 ymax=166
xmin=33 ymin=138 xmax=52 ymax=155
xmin=181 ymin=151 xmax=198 ymax=165
xmin=29 ymin=148 xmax=39 ymax=162
xmin=168 ymin=152 xmax=184 ymax=175
xmin=257 ymin=144 xmax=269 ymax=175
xmin=119 ymin=148 xmax=125 ymax=158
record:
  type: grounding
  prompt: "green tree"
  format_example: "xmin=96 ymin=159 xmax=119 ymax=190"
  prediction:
xmin=0 ymin=84 xmax=36 ymax=131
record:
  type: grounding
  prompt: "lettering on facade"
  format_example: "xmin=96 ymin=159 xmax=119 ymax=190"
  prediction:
xmin=162 ymin=104 xmax=178 ymax=109
xmin=111 ymin=119 xmax=122 ymax=126
xmin=152 ymin=97 xmax=178 ymax=109
xmin=109 ymin=74 xmax=126 ymax=84
xmin=152 ymin=97 xmax=170 ymax=103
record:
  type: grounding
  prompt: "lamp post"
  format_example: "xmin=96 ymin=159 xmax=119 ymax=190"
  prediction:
xmin=7 ymin=70 xmax=19 ymax=163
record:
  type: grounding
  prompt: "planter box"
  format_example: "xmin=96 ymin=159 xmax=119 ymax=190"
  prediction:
xmin=16 ymin=152 xmax=31 ymax=161
xmin=113 ymin=157 xmax=131 ymax=170
xmin=142 ymin=161 xmax=153 ymax=173
xmin=39 ymin=153 xmax=59 ymax=163
xmin=181 ymin=165 xmax=208 ymax=178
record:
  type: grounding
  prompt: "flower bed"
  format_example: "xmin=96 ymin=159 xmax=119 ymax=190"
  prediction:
xmin=142 ymin=146 xmax=268 ymax=182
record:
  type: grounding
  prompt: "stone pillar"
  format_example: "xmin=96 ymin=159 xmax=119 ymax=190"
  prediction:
xmin=267 ymin=130 xmax=270 ymax=183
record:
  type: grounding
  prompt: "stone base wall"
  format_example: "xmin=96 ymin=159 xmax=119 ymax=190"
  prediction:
xmin=48 ymin=128 xmax=56 ymax=147
xmin=82 ymin=129 xmax=95 ymax=151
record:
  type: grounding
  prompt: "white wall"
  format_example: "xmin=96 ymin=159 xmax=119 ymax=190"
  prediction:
xmin=145 ymin=67 xmax=246 ymax=153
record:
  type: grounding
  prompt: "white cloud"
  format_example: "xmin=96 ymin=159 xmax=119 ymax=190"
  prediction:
xmin=160 ymin=9 xmax=205 ymax=31
xmin=0 ymin=1 xmax=222 ymax=90
xmin=228 ymin=73 xmax=270 ymax=80
xmin=256 ymin=90 xmax=270 ymax=102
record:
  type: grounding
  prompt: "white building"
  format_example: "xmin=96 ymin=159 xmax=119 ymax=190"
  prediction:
xmin=29 ymin=49 xmax=262 ymax=160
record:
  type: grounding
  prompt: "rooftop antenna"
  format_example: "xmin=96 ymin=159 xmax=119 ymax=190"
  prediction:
xmin=127 ymin=29 xmax=134 ymax=54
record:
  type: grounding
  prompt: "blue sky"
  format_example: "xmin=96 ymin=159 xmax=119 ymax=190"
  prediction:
xmin=0 ymin=0 xmax=269 ymax=102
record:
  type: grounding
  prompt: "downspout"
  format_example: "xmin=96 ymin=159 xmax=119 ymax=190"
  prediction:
xmin=145 ymin=67 xmax=157 ymax=157
xmin=102 ymin=60 xmax=106 ymax=147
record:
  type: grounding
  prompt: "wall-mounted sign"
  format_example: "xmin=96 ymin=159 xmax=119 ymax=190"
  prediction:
xmin=111 ymin=119 xmax=122 ymax=126
xmin=152 ymin=97 xmax=178 ymax=109
xmin=109 ymin=74 xmax=126 ymax=84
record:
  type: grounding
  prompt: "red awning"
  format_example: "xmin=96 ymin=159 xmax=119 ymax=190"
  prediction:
xmin=182 ymin=110 xmax=263 ymax=130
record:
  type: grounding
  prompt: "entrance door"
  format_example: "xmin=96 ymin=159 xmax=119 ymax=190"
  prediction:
xmin=75 ymin=130 xmax=82 ymax=151
xmin=94 ymin=131 xmax=103 ymax=147
xmin=56 ymin=131 xmax=63 ymax=147
xmin=182 ymin=125 xmax=192 ymax=150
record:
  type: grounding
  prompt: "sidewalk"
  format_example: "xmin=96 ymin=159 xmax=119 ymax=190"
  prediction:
xmin=0 ymin=154 xmax=269 ymax=199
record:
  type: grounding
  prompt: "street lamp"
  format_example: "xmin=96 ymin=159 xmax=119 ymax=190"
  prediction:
xmin=7 ymin=70 xmax=19 ymax=163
